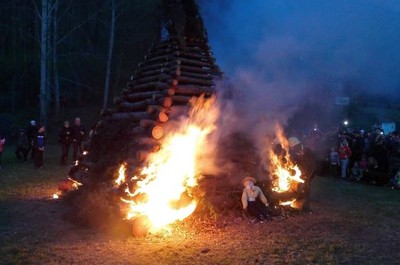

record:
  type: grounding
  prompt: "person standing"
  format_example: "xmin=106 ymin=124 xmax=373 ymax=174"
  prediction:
xmin=59 ymin=121 xmax=73 ymax=165
xmin=71 ymin=117 xmax=87 ymax=161
xmin=26 ymin=120 xmax=38 ymax=160
xmin=16 ymin=129 xmax=29 ymax=162
xmin=288 ymin=136 xmax=317 ymax=212
xmin=338 ymin=140 xmax=352 ymax=178
xmin=33 ymin=125 xmax=46 ymax=169
xmin=0 ymin=134 xmax=5 ymax=169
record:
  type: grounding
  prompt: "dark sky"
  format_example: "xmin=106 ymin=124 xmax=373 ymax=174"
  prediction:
xmin=200 ymin=0 xmax=400 ymax=99
xmin=198 ymin=0 xmax=400 ymax=136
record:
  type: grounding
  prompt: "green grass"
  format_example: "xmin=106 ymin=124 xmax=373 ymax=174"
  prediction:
xmin=1 ymin=145 xmax=400 ymax=264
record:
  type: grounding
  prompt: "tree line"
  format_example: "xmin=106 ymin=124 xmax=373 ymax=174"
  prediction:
xmin=0 ymin=0 xmax=161 ymax=126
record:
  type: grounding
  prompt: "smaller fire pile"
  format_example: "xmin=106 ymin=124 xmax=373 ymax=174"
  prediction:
xmin=265 ymin=125 xmax=306 ymax=211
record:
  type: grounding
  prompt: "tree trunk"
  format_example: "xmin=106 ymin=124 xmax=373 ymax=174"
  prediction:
xmin=40 ymin=0 xmax=49 ymax=126
xmin=103 ymin=0 xmax=117 ymax=109
xmin=53 ymin=0 xmax=61 ymax=121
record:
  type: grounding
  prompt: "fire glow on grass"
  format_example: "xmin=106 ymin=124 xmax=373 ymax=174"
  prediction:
xmin=268 ymin=125 xmax=304 ymax=205
xmin=117 ymin=95 xmax=219 ymax=232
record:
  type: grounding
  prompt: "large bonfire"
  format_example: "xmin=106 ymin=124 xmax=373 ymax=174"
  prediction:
xmin=114 ymin=95 xmax=219 ymax=232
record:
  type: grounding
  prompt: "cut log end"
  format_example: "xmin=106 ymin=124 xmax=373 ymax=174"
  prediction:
xmin=151 ymin=126 xmax=164 ymax=140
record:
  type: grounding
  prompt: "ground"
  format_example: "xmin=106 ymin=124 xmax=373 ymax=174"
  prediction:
xmin=1 ymin=146 xmax=400 ymax=265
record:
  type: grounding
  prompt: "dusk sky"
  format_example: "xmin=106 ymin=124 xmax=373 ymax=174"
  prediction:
xmin=200 ymin=0 xmax=400 ymax=99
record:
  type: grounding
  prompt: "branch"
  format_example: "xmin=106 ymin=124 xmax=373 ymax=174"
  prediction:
xmin=32 ymin=0 xmax=41 ymax=20
xmin=56 ymin=8 xmax=106 ymax=46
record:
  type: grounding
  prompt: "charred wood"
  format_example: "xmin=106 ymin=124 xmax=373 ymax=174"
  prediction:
xmin=174 ymin=85 xmax=215 ymax=96
xmin=177 ymin=76 xmax=215 ymax=87
xmin=111 ymin=111 xmax=151 ymax=121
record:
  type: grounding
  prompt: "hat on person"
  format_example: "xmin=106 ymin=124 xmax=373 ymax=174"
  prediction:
xmin=241 ymin=176 xmax=256 ymax=186
xmin=288 ymin=137 xmax=301 ymax=148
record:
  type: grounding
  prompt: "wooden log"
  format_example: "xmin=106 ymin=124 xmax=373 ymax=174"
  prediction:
xmin=160 ymin=97 xmax=173 ymax=107
xmin=139 ymin=119 xmax=157 ymax=128
xmin=175 ymin=51 xmax=214 ymax=62
xmin=176 ymin=71 xmax=214 ymax=81
xmin=125 ymin=89 xmax=173 ymax=102
xmin=167 ymin=105 xmax=191 ymax=118
xmin=137 ymin=62 xmax=169 ymax=72
xmin=120 ymin=99 xmax=154 ymax=111
xmin=130 ymin=74 xmax=170 ymax=85
xmin=156 ymin=111 xmax=169 ymax=123
xmin=111 ymin=111 xmax=151 ymax=121
xmin=176 ymin=58 xmax=215 ymax=68
xmin=146 ymin=54 xmax=172 ymax=64
xmin=177 ymin=76 xmax=215 ymax=87
xmin=135 ymin=137 xmax=160 ymax=146
xmin=133 ymin=68 xmax=166 ymax=79
xmin=171 ymin=95 xmax=193 ymax=104
xmin=132 ymin=125 xmax=163 ymax=140
xmin=171 ymin=65 xmax=221 ymax=76
xmin=129 ymin=82 xmax=169 ymax=92
xmin=175 ymin=85 xmax=215 ymax=96
xmin=147 ymin=105 xmax=166 ymax=114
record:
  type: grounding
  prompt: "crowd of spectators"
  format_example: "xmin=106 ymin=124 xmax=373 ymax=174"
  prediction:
xmin=300 ymin=123 xmax=400 ymax=189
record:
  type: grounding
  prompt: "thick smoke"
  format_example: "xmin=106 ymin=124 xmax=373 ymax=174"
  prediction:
xmin=200 ymin=0 xmax=400 ymax=130
xmin=197 ymin=0 xmax=400 ymax=180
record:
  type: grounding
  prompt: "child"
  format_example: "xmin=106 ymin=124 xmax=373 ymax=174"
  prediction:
xmin=0 ymin=134 xmax=5 ymax=169
xmin=350 ymin=162 xmax=361 ymax=181
xmin=329 ymin=147 xmax=340 ymax=177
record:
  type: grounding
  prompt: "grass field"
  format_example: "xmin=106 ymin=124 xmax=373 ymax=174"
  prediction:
xmin=1 ymin=145 xmax=400 ymax=265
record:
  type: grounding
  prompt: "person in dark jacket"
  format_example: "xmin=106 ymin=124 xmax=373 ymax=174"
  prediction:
xmin=26 ymin=120 xmax=38 ymax=160
xmin=59 ymin=121 xmax=73 ymax=165
xmin=288 ymin=137 xmax=317 ymax=212
xmin=16 ymin=129 xmax=29 ymax=162
xmin=33 ymin=125 xmax=46 ymax=169
xmin=71 ymin=117 xmax=86 ymax=161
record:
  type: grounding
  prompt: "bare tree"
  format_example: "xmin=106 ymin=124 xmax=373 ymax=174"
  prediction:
xmin=39 ymin=0 xmax=50 ymax=126
xmin=103 ymin=0 xmax=117 ymax=110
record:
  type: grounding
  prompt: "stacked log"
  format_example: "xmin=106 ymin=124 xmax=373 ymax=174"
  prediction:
xmin=84 ymin=37 xmax=222 ymax=178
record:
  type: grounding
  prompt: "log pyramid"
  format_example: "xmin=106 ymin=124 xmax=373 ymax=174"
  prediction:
xmin=77 ymin=0 xmax=223 ymax=182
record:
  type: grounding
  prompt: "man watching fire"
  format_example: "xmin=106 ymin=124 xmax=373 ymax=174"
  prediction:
xmin=288 ymin=137 xmax=317 ymax=212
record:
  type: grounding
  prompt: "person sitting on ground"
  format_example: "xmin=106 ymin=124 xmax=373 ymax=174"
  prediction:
xmin=350 ymin=162 xmax=362 ymax=181
xmin=241 ymin=176 xmax=271 ymax=221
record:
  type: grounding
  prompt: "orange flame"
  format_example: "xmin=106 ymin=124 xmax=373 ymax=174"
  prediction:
xmin=117 ymin=95 xmax=219 ymax=232
xmin=268 ymin=125 xmax=304 ymax=194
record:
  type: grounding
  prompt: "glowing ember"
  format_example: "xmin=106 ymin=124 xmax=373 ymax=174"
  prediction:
xmin=67 ymin=177 xmax=83 ymax=189
xmin=115 ymin=163 xmax=127 ymax=186
xmin=117 ymin=95 xmax=219 ymax=232
xmin=52 ymin=193 xmax=59 ymax=199
xmin=268 ymin=125 xmax=304 ymax=194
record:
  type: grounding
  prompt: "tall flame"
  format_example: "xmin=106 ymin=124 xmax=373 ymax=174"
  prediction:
xmin=268 ymin=125 xmax=304 ymax=194
xmin=118 ymin=95 xmax=219 ymax=232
